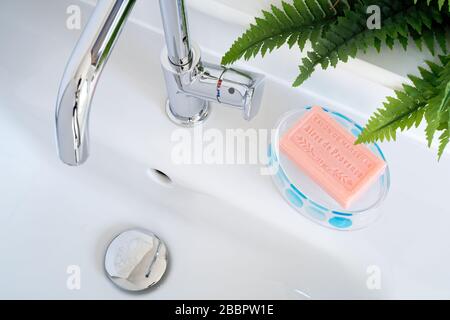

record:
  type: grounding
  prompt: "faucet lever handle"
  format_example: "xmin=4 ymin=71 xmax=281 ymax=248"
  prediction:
xmin=242 ymin=72 xmax=265 ymax=121
xmin=215 ymin=67 xmax=265 ymax=121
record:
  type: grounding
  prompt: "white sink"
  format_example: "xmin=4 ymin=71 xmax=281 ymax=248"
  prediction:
xmin=1 ymin=0 xmax=450 ymax=299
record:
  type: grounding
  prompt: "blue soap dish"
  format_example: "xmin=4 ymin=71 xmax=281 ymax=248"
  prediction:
xmin=269 ymin=107 xmax=390 ymax=231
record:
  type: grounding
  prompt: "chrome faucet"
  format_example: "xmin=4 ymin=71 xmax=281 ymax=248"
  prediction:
xmin=55 ymin=0 xmax=265 ymax=166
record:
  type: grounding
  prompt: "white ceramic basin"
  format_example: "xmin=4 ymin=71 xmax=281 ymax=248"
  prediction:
xmin=1 ymin=0 xmax=450 ymax=299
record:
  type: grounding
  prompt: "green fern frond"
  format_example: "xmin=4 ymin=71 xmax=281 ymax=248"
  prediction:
xmin=357 ymin=54 xmax=450 ymax=159
xmin=355 ymin=92 xmax=426 ymax=144
xmin=438 ymin=129 xmax=449 ymax=159
xmin=294 ymin=0 xmax=449 ymax=86
xmin=221 ymin=0 xmax=351 ymax=65
xmin=222 ymin=0 xmax=450 ymax=159
xmin=423 ymin=56 xmax=450 ymax=144
xmin=414 ymin=0 xmax=450 ymax=12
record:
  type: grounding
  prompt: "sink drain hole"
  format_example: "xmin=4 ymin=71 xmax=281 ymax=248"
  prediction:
xmin=147 ymin=168 xmax=173 ymax=187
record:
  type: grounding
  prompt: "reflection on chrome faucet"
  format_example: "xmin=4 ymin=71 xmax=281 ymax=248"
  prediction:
xmin=55 ymin=0 xmax=265 ymax=166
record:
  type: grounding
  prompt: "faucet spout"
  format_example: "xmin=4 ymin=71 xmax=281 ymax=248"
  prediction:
xmin=55 ymin=0 xmax=136 ymax=166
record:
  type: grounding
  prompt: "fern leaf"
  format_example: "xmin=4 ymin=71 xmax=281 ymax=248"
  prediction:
xmin=357 ymin=55 xmax=450 ymax=159
xmin=425 ymin=97 xmax=442 ymax=146
xmin=294 ymin=0 xmax=449 ymax=86
xmin=425 ymin=60 xmax=450 ymax=145
xmin=439 ymin=81 xmax=450 ymax=112
xmin=222 ymin=0 xmax=450 ymax=159
xmin=414 ymin=0 xmax=450 ymax=12
xmin=437 ymin=129 xmax=449 ymax=159
xmin=221 ymin=0 xmax=349 ymax=65
xmin=355 ymin=91 xmax=426 ymax=144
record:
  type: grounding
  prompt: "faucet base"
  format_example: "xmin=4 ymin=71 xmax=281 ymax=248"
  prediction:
xmin=165 ymin=99 xmax=210 ymax=127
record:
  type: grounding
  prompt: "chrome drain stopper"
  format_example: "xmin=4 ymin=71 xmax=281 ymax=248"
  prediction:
xmin=104 ymin=229 xmax=168 ymax=292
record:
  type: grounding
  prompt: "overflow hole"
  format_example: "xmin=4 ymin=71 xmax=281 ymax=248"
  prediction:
xmin=147 ymin=169 xmax=173 ymax=187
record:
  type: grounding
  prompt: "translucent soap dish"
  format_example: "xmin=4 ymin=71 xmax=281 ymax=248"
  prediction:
xmin=269 ymin=107 xmax=390 ymax=231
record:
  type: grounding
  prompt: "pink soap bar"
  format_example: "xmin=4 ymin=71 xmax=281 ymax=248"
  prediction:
xmin=280 ymin=106 xmax=386 ymax=209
